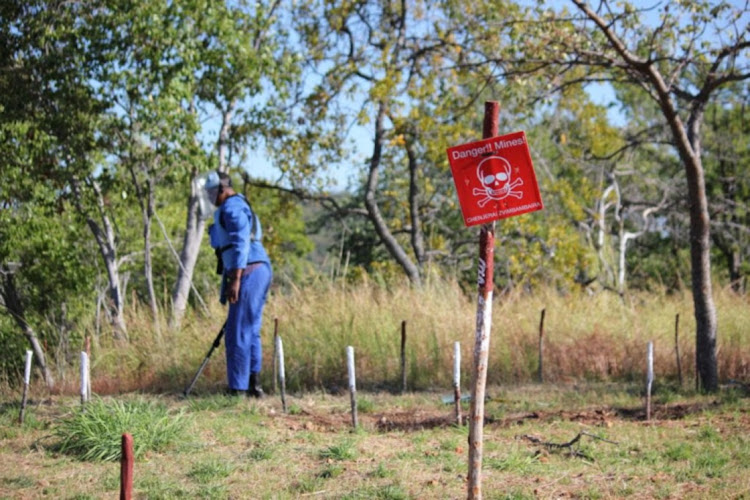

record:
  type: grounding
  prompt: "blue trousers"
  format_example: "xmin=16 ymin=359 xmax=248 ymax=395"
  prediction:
xmin=225 ymin=263 xmax=272 ymax=390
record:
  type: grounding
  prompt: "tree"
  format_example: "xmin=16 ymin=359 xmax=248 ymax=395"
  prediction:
xmin=168 ymin=0 xmax=297 ymax=327
xmin=704 ymin=87 xmax=750 ymax=293
xmin=286 ymin=0 xmax=527 ymax=286
xmin=0 ymin=1 xmax=128 ymax=338
xmin=568 ymin=0 xmax=748 ymax=391
xmin=523 ymin=91 xmax=675 ymax=294
xmin=452 ymin=0 xmax=749 ymax=391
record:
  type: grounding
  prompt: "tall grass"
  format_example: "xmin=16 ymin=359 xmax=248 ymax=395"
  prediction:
xmin=53 ymin=397 xmax=187 ymax=461
xmin=45 ymin=278 xmax=750 ymax=395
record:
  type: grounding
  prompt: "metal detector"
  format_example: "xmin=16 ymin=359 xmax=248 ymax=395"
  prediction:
xmin=183 ymin=321 xmax=226 ymax=397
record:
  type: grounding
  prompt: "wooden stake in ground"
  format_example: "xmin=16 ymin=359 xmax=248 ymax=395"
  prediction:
xmin=18 ymin=350 xmax=33 ymax=424
xmin=468 ymin=100 xmax=499 ymax=500
xmin=674 ymin=314 xmax=683 ymax=387
xmin=80 ymin=352 xmax=89 ymax=406
xmin=272 ymin=318 xmax=279 ymax=394
xmin=538 ymin=308 xmax=546 ymax=383
xmin=276 ymin=335 xmax=287 ymax=413
xmin=400 ymin=320 xmax=407 ymax=393
xmin=84 ymin=335 xmax=92 ymax=401
xmin=347 ymin=346 xmax=358 ymax=429
xmin=120 ymin=433 xmax=133 ymax=500
xmin=454 ymin=341 xmax=462 ymax=426
xmin=646 ymin=341 xmax=654 ymax=421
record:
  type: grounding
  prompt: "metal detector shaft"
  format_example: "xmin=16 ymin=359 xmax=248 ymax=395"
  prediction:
xmin=183 ymin=322 xmax=226 ymax=397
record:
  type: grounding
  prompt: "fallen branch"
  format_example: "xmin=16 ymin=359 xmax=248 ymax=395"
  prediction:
xmin=517 ymin=431 xmax=618 ymax=460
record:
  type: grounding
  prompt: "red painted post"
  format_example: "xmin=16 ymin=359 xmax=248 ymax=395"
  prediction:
xmin=120 ymin=433 xmax=133 ymax=500
xmin=467 ymin=101 xmax=499 ymax=500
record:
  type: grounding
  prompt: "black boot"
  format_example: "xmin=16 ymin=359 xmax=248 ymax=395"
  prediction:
xmin=248 ymin=372 xmax=264 ymax=398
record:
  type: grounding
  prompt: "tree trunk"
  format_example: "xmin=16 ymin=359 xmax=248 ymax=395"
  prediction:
xmin=143 ymin=177 xmax=160 ymax=333
xmin=572 ymin=0 xmax=721 ymax=392
xmin=171 ymin=103 xmax=234 ymax=328
xmin=130 ymin=164 xmax=160 ymax=332
xmin=651 ymin=86 xmax=718 ymax=391
xmin=687 ymin=159 xmax=718 ymax=391
xmin=171 ymin=168 xmax=206 ymax=329
xmin=406 ymin=138 xmax=426 ymax=268
xmin=0 ymin=268 xmax=55 ymax=389
xmin=73 ymin=179 xmax=128 ymax=338
xmin=683 ymin=149 xmax=719 ymax=391
xmin=364 ymin=102 xmax=422 ymax=285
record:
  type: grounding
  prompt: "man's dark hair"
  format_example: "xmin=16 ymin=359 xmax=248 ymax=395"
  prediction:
xmin=217 ymin=171 xmax=232 ymax=189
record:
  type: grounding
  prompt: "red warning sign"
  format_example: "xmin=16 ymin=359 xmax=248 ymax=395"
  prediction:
xmin=447 ymin=131 xmax=543 ymax=227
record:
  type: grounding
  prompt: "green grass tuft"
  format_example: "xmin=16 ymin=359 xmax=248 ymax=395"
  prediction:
xmin=52 ymin=397 xmax=187 ymax=461
xmin=187 ymin=458 xmax=233 ymax=484
xmin=357 ymin=397 xmax=376 ymax=413
xmin=319 ymin=439 xmax=357 ymax=461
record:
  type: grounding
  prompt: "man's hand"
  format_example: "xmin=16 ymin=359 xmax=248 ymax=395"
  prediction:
xmin=227 ymin=268 xmax=242 ymax=304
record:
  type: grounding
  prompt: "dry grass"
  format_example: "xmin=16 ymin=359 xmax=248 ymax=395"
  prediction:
xmin=12 ymin=279 xmax=748 ymax=399
xmin=2 ymin=281 xmax=748 ymax=499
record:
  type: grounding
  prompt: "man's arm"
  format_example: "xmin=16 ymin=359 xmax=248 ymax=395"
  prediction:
xmin=226 ymin=268 xmax=243 ymax=304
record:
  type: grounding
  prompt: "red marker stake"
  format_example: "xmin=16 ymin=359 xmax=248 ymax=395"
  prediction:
xmin=120 ymin=433 xmax=133 ymax=500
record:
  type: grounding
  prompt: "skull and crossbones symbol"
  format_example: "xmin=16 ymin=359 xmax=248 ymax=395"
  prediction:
xmin=473 ymin=155 xmax=523 ymax=207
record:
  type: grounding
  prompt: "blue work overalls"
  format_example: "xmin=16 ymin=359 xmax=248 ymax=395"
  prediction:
xmin=209 ymin=195 xmax=272 ymax=390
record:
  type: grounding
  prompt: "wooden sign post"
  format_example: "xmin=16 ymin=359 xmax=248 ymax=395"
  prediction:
xmin=447 ymin=101 xmax=543 ymax=500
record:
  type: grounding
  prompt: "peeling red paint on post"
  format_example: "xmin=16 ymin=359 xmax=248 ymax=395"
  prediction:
xmin=467 ymin=101 xmax=499 ymax=500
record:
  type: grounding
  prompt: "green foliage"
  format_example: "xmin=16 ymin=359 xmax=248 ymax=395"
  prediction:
xmin=317 ymin=463 xmax=344 ymax=479
xmin=319 ymin=440 xmax=357 ymax=461
xmin=1 ymin=0 xmax=748 ymax=392
xmin=245 ymin=445 xmax=274 ymax=461
xmin=186 ymin=395 xmax=244 ymax=413
xmin=371 ymin=462 xmax=393 ymax=478
xmin=53 ymin=398 xmax=187 ymax=462
xmin=187 ymin=458 xmax=233 ymax=484
xmin=0 ymin=201 xmax=96 ymax=378
xmin=356 ymin=397 xmax=376 ymax=414
xmin=137 ymin=473 xmax=192 ymax=499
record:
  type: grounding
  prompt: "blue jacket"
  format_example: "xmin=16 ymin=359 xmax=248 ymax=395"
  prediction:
xmin=209 ymin=195 xmax=271 ymax=301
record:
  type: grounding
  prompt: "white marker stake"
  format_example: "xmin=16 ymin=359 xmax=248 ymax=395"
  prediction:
xmin=347 ymin=346 xmax=358 ymax=428
xmin=24 ymin=350 xmax=33 ymax=384
xmin=19 ymin=350 xmax=33 ymax=424
xmin=276 ymin=335 xmax=287 ymax=413
xmin=454 ymin=342 xmax=462 ymax=425
xmin=646 ymin=341 xmax=654 ymax=421
xmin=87 ymin=351 xmax=92 ymax=401
xmin=80 ymin=352 xmax=89 ymax=405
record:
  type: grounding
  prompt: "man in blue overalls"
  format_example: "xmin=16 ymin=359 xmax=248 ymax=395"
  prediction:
xmin=204 ymin=171 xmax=272 ymax=397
